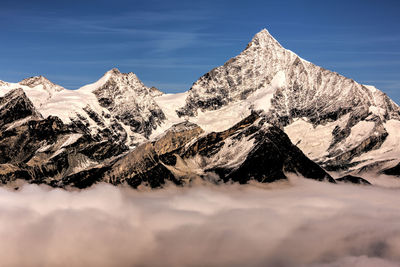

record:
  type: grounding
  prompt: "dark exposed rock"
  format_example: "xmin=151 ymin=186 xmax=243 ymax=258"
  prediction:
xmin=381 ymin=162 xmax=400 ymax=177
xmin=62 ymin=166 xmax=112 ymax=189
xmin=83 ymin=105 xmax=106 ymax=128
xmin=181 ymin=113 xmax=334 ymax=184
xmin=101 ymin=121 xmax=205 ymax=188
xmin=0 ymin=89 xmax=42 ymax=128
xmin=0 ymin=90 xmax=127 ymax=186
xmin=336 ymin=175 xmax=372 ymax=185
xmin=355 ymin=160 xmax=394 ymax=174
xmin=0 ymin=164 xmax=31 ymax=184
xmin=321 ymin=124 xmax=388 ymax=171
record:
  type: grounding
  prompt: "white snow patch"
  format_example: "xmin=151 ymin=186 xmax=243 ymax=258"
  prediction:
xmin=343 ymin=120 xmax=375 ymax=148
xmin=152 ymin=92 xmax=188 ymax=138
xmin=369 ymin=106 xmax=387 ymax=118
xmin=5 ymin=116 xmax=37 ymax=131
xmin=350 ymin=120 xmax=400 ymax=169
xmin=37 ymin=144 xmax=52 ymax=153
xmin=365 ymin=85 xmax=378 ymax=93
xmin=206 ymin=133 xmax=256 ymax=170
xmin=284 ymin=118 xmax=337 ymax=160
xmin=79 ymin=72 xmax=111 ymax=92
xmin=60 ymin=134 xmax=83 ymax=148
xmin=0 ymin=83 xmax=51 ymax=107
xmin=50 ymin=148 xmax=65 ymax=159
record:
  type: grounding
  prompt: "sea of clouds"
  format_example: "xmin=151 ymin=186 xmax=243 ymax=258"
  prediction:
xmin=1 ymin=176 xmax=400 ymax=267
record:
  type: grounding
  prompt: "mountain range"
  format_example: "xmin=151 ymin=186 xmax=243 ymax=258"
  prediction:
xmin=1 ymin=29 xmax=399 ymax=189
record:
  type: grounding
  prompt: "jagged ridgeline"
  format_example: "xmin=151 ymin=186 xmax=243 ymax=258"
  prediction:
xmin=0 ymin=29 xmax=399 ymax=188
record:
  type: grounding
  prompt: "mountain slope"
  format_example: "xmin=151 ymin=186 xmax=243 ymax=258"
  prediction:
xmin=0 ymin=76 xmax=65 ymax=107
xmin=175 ymin=29 xmax=400 ymax=175
xmin=63 ymin=113 xmax=334 ymax=189
xmin=0 ymin=89 xmax=127 ymax=185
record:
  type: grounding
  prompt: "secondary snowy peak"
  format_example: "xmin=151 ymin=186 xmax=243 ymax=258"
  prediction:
xmin=80 ymin=68 xmax=162 ymax=96
xmin=0 ymin=75 xmax=65 ymax=108
xmin=19 ymin=75 xmax=65 ymax=95
xmin=34 ymin=68 xmax=166 ymax=148
xmin=88 ymin=68 xmax=166 ymax=137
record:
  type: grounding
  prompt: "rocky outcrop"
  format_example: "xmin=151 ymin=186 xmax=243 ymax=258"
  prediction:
xmin=99 ymin=121 xmax=204 ymax=188
xmin=63 ymin=113 xmax=333 ymax=189
xmin=335 ymin=175 xmax=371 ymax=185
xmin=92 ymin=68 xmax=166 ymax=137
xmin=0 ymin=89 xmax=42 ymax=128
xmin=381 ymin=163 xmax=400 ymax=177
xmin=179 ymin=113 xmax=334 ymax=184
xmin=0 ymin=89 xmax=127 ymax=185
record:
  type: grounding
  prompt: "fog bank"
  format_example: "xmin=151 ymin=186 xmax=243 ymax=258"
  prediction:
xmin=1 ymin=177 xmax=400 ymax=267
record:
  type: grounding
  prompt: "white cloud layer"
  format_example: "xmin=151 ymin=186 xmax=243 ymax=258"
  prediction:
xmin=1 ymin=176 xmax=400 ymax=267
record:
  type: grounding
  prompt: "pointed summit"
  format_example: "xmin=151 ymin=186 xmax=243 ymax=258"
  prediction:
xmin=105 ymin=68 xmax=144 ymax=86
xmin=87 ymin=69 xmax=165 ymax=136
xmin=247 ymin=28 xmax=283 ymax=50
xmin=177 ymin=28 xmax=295 ymax=117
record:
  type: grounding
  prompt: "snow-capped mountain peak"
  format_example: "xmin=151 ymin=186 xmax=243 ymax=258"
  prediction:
xmin=19 ymin=75 xmax=65 ymax=94
xmin=175 ymin=28 xmax=400 ymax=175
xmin=80 ymin=68 xmax=162 ymax=96
xmin=0 ymin=75 xmax=65 ymax=107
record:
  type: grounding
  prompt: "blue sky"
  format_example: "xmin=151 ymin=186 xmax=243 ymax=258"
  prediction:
xmin=1 ymin=0 xmax=399 ymax=102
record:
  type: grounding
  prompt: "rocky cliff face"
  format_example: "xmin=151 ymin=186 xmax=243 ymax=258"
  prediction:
xmin=62 ymin=113 xmax=333 ymax=189
xmin=91 ymin=68 xmax=165 ymax=137
xmin=0 ymin=89 xmax=127 ymax=186
xmin=0 ymin=88 xmax=42 ymax=128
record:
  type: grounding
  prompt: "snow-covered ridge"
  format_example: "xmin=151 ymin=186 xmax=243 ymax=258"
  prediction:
xmin=0 ymin=75 xmax=65 ymax=107
xmin=0 ymin=68 xmax=165 ymax=147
